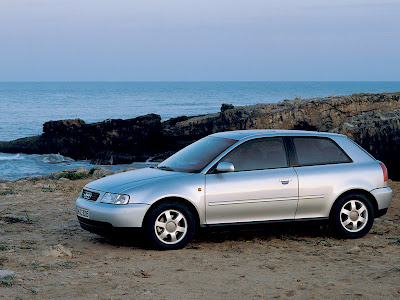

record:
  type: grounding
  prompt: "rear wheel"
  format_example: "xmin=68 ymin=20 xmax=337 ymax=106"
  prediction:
xmin=144 ymin=202 xmax=195 ymax=250
xmin=330 ymin=193 xmax=374 ymax=239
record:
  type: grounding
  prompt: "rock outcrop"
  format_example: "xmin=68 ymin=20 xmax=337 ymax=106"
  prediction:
xmin=1 ymin=92 xmax=400 ymax=178
xmin=160 ymin=93 xmax=400 ymax=180
xmin=334 ymin=109 xmax=400 ymax=178
xmin=0 ymin=114 xmax=162 ymax=164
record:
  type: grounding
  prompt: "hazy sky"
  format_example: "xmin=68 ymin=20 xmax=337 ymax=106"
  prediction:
xmin=0 ymin=0 xmax=399 ymax=81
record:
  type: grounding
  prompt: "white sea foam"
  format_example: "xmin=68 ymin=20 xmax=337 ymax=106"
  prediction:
xmin=0 ymin=153 xmax=25 ymax=161
xmin=0 ymin=151 xmax=155 ymax=180
xmin=42 ymin=153 xmax=75 ymax=164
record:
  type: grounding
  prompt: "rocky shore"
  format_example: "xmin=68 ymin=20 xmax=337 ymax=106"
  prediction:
xmin=1 ymin=92 xmax=400 ymax=178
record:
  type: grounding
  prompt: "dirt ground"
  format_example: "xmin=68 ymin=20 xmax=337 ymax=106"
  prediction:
xmin=0 ymin=178 xmax=399 ymax=299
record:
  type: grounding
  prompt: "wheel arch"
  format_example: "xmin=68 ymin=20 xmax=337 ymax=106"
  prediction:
xmin=142 ymin=196 xmax=201 ymax=228
xmin=329 ymin=189 xmax=378 ymax=219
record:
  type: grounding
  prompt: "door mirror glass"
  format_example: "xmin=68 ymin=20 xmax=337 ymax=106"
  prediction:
xmin=216 ymin=162 xmax=235 ymax=173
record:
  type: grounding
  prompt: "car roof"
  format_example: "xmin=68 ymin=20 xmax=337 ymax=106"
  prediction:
xmin=210 ymin=129 xmax=346 ymax=140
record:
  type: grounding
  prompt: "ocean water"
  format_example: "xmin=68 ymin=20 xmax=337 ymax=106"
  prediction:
xmin=1 ymin=81 xmax=400 ymax=180
xmin=0 ymin=153 xmax=156 ymax=180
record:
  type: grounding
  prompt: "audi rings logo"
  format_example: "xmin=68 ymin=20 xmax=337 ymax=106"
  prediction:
xmin=83 ymin=191 xmax=92 ymax=200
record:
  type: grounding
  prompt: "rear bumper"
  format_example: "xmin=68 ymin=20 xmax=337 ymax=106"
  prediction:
xmin=371 ymin=187 xmax=392 ymax=211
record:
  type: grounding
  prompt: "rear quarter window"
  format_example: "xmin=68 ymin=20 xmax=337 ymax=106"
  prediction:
xmin=293 ymin=137 xmax=352 ymax=166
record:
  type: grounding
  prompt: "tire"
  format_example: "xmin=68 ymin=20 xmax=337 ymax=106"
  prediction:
xmin=330 ymin=193 xmax=374 ymax=239
xmin=144 ymin=201 xmax=195 ymax=250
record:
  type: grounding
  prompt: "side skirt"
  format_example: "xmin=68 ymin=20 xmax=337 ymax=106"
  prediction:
xmin=201 ymin=217 xmax=329 ymax=228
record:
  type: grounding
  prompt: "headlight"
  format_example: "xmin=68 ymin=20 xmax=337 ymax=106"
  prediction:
xmin=101 ymin=193 xmax=130 ymax=205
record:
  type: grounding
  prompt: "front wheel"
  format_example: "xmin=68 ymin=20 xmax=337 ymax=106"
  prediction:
xmin=330 ymin=193 xmax=374 ymax=239
xmin=144 ymin=202 xmax=195 ymax=250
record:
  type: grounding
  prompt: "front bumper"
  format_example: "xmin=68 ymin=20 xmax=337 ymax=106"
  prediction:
xmin=77 ymin=216 xmax=113 ymax=234
xmin=75 ymin=197 xmax=150 ymax=229
xmin=371 ymin=187 xmax=393 ymax=211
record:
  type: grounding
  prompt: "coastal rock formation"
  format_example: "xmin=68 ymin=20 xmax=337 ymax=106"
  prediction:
xmin=1 ymin=92 xmax=400 ymax=178
xmin=334 ymin=109 xmax=400 ymax=177
xmin=160 ymin=93 xmax=400 ymax=180
xmin=162 ymin=92 xmax=400 ymax=138
xmin=0 ymin=114 xmax=162 ymax=164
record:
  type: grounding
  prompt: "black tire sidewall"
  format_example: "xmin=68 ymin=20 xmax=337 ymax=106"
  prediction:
xmin=144 ymin=202 xmax=195 ymax=250
xmin=330 ymin=193 xmax=374 ymax=239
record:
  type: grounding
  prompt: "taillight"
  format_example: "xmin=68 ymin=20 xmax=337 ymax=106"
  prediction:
xmin=379 ymin=162 xmax=388 ymax=182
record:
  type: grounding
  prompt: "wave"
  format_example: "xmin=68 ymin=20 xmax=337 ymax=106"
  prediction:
xmin=41 ymin=153 xmax=75 ymax=164
xmin=0 ymin=152 xmax=76 ymax=164
xmin=0 ymin=153 xmax=25 ymax=161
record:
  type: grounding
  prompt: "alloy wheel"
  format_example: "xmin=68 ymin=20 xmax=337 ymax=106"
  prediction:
xmin=154 ymin=209 xmax=188 ymax=244
xmin=340 ymin=199 xmax=368 ymax=232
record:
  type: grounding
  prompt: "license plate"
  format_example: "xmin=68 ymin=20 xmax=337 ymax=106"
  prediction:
xmin=76 ymin=206 xmax=89 ymax=219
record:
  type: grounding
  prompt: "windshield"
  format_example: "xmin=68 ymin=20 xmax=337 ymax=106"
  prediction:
xmin=158 ymin=136 xmax=237 ymax=173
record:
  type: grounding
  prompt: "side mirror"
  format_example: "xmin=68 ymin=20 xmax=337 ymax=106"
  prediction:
xmin=216 ymin=162 xmax=234 ymax=173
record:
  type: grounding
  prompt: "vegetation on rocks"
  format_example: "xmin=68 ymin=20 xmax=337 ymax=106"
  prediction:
xmin=57 ymin=172 xmax=88 ymax=181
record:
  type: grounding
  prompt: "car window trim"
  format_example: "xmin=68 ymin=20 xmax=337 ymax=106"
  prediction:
xmin=288 ymin=136 xmax=353 ymax=167
xmin=283 ymin=136 xmax=297 ymax=167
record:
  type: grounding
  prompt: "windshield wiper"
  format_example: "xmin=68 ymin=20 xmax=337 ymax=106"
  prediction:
xmin=157 ymin=166 xmax=174 ymax=171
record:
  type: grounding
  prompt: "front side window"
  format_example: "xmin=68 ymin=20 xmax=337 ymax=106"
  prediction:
xmin=293 ymin=137 xmax=351 ymax=166
xmin=220 ymin=137 xmax=288 ymax=172
xmin=158 ymin=136 xmax=237 ymax=173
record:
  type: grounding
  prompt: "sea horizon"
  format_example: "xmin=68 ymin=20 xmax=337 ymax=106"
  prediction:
xmin=2 ymin=81 xmax=400 ymax=141
xmin=2 ymin=80 xmax=400 ymax=83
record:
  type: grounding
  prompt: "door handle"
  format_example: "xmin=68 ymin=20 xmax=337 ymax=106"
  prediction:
xmin=279 ymin=178 xmax=292 ymax=185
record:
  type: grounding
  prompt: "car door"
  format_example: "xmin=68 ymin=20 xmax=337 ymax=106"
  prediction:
xmin=205 ymin=137 xmax=299 ymax=225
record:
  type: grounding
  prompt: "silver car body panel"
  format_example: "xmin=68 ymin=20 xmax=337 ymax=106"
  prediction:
xmin=205 ymin=168 xmax=298 ymax=224
xmin=371 ymin=187 xmax=393 ymax=210
xmin=85 ymin=168 xmax=191 ymax=194
xmin=77 ymin=172 xmax=206 ymax=227
xmin=76 ymin=130 xmax=392 ymax=228
xmin=76 ymin=197 xmax=148 ymax=227
xmin=293 ymin=162 xmax=384 ymax=219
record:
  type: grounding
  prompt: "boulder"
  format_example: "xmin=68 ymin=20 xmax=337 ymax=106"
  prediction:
xmin=74 ymin=167 xmax=89 ymax=175
xmin=92 ymin=168 xmax=114 ymax=178
xmin=57 ymin=177 xmax=70 ymax=182
xmin=42 ymin=244 xmax=73 ymax=258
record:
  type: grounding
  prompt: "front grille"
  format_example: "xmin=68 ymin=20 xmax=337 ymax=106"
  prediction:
xmin=81 ymin=189 xmax=100 ymax=202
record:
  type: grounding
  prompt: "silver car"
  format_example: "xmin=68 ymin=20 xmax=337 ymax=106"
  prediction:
xmin=76 ymin=130 xmax=392 ymax=250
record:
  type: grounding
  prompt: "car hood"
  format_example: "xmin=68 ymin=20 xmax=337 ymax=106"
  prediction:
xmin=85 ymin=168 xmax=191 ymax=193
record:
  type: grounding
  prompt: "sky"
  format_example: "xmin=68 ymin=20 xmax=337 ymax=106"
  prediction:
xmin=0 ymin=0 xmax=399 ymax=81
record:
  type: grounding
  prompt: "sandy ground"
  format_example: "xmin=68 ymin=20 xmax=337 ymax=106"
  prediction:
xmin=0 ymin=178 xmax=399 ymax=300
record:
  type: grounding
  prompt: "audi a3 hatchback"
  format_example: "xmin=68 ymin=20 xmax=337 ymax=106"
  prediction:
xmin=76 ymin=130 xmax=392 ymax=250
